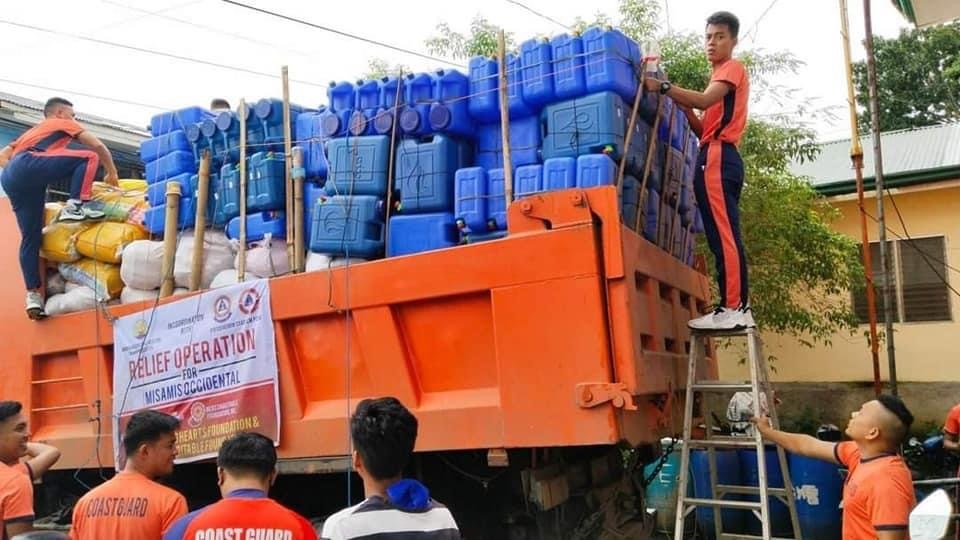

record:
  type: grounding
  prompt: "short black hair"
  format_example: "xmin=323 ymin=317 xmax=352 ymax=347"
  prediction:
xmin=877 ymin=394 xmax=914 ymax=437
xmin=0 ymin=401 xmax=22 ymax=424
xmin=351 ymin=397 xmax=418 ymax=480
xmin=122 ymin=410 xmax=180 ymax=457
xmin=43 ymin=97 xmax=73 ymax=117
xmin=706 ymin=11 xmax=740 ymax=39
xmin=218 ymin=432 xmax=277 ymax=479
xmin=210 ymin=98 xmax=230 ymax=110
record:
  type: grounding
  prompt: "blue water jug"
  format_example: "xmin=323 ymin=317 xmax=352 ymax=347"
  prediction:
xmin=541 ymin=91 xmax=630 ymax=162
xmin=475 ymin=117 xmax=541 ymax=170
xmin=520 ymin=38 xmax=556 ymax=108
xmin=374 ymin=76 xmax=405 ymax=135
xmin=247 ymin=152 xmax=286 ymax=212
xmin=487 ymin=168 xmax=507 ymax=230
xmin=400 ymin=72 xmax=436 ymax=136
xmin=328 ymin=81 xmax=355 ymax=113
xmin=577 ymin=154 xmax=617 ymax=188
xmin=326 ymin=135 xmax=390 ymax=197
xmin=515 ymin=164 xmax=542 ymax=198
xmin=738 ymin=448 xmax=793 ymax=537
xmin=319 ymin=107 xmax=350 ymax=139
xmin=185 ymin=123 xmax=207 ymax=163
xmin=215 ymin=106 xmax=264 ymax=162
xmin=454 ymin=167 xmax=487 ymax=233
xmin=227 ymin=210 xmax=287 ymax=243
xmin=395 ymin=135 xmax=473 ymax=213
xmin=146 ymin=151 xmax=196 ymax=184
xmin=551 ymin=33 xmax=587 ymax=100
xmin=295 ymin=110 xmax=329 ymax=180
xmin=150 ymin=106 xmax=212 ymax=137
xmin=147 ymin=172 xmax=194 ymax=206
xmin=199 ymin=117 xmax=225 ymax=164
xmin=468 ymin=56 xmax=500 ymax=122
xmin=643 ymin=439 xmax=694 ymax=535
xmin=643 ymin=189 xmax=660 ymax=242
xmin=140 ymin=130 xmax=191 ymax=162
xmin=582 ymin=26 xmax=640 ymax=102
xmin=142 ymin=195 xmax=199 ymax=235
xmin=543 ymin=157 xmax=577 ymax=191
xmin=309 ymin=195 xmax=384 ymax=258
xmin=254 ymin=98 xmax=305 ymax=149
xmin=303 ymin=181 xmax=326 ymax=248
xmin=690 ymin=450 xmax=747 ymax=539
xmin=788 ymin=454 xmax=842 ymax=540
xmin=350 ymin=79 xmax=381 ymax=136
xmin=622 ymin=175 xmax=640 ymax=226
xmin=671 ymin=107 xmax=688 ymax=150
xmin=387 ymin=212 xmax=459 ymax=257
xmin=429 ymin=69 xmax=473 ymax=138
xmin=215 ymin=163 xmax=242 ymax=224
xmin=506 ymin=53 xmax=534 ymax=118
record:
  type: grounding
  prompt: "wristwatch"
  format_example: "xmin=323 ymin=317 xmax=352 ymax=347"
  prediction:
xmin=659 ymin=81 xmax=672 ymax=95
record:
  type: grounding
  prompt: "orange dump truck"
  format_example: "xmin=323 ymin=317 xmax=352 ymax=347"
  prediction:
xmin=0 ymin=185 xmax=714 ymax=537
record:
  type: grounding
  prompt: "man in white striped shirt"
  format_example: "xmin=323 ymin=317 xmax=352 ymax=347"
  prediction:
xmin=320 ymin=397 xmax=460 ymax=540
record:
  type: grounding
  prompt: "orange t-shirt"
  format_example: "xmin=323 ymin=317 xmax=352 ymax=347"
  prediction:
xmin=9 ymin=118 xmax=85 ymax=157
xmin=835 ymin=441 xmax=915 ymax=539
xmin=700 ymin=58 xmax=750 ymax=147
xmin=943 ymin=403 xmax=960 ymax=436
xmin=70 ymin=471 xmax=188 ymax=540
xmin=0 ymin=462 xmax=34 ymax=540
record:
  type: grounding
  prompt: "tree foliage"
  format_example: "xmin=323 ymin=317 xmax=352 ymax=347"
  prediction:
xmin=853 ymin=21 xmax=960 ymax=132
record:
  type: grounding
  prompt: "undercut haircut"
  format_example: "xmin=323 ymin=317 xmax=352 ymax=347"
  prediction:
xmin=218 ymin=432 xmax=277 ymax=479
xmin=706 ymin=11 xmax=740 ymax=39
xmin=44 ymin=97 xmax=73 ymax=118
xmin=122 ymin=410 xmax=180 ymax=457
xmin=877 ymin=394 xmax=914 ymax=443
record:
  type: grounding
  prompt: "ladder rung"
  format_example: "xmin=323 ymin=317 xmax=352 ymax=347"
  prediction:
xmin=690 ymin=328 xmax=754 ymax=337
xmin=681 ymin=497 xmax=762 ymax=510
xmin=691 ymin=382 xmax=753 ymax=391
xmin=686 ymin=438 xmax=757 ymax=448
xmin=715 ymin=484 xmax=790 ymax=497
xmin=720 ymin=535 xmax=796 ymax=540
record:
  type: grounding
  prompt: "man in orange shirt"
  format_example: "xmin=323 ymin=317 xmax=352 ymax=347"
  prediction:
xmin=70 ymin=410 xmax=187 ymax=540
xmin=755 ymin=395 xmax=916 ymax=539
xmin=0 ymin=97 xmax=120 ymax=319
xmin=645 ymin=11 xmax=753 ymax=331
xmin=0 ymin=401 xmax=36 ymax=539
xmin=941 ymin=403 xmax=960 ymax=539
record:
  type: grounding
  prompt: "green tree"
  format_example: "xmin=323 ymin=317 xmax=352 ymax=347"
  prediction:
xmin=425 ymin=15 xmax=512 ymax=60
xmin=360 ymin=58 xmax=408 ymax=81
xmin=853 ymin=21 xmax=960 ymax=132
xmin=426 ymin=0 xmax=863 ymax=346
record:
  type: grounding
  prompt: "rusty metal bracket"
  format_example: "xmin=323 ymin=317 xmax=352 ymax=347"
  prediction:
xmin=575 ymin=383 xmax=638 ymax=410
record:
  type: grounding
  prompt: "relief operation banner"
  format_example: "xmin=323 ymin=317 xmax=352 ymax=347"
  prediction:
xmin=112 ymin=279 xmax=279 ymax=469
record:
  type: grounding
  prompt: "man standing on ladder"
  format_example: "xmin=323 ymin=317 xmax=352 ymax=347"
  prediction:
xmin=644 ymin=11 xmax=753 ymax=331
xmin=754 ymin=395 xmax=916 ymax=539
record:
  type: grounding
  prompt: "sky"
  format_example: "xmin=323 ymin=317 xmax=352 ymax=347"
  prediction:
xmin=0 ymin=0 xmax=908 ymax=141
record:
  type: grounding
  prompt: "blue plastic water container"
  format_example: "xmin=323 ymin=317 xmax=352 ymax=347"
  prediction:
xmin=295 ymin=111 xmax=329 ymax=180
xmin=643 ymin=439 xmax=693 ymax=534
xmin=738 ymin=447 xmax=793 ymax=537
xmin=551 ymin=33 xmax=587 ymax=100
xmin=348 ymin=110 xmax=376 ymax=137
xmin=541 ymin=91 xmax=630 ymax=161
xmin=320 ymin=108 xmax=351 ymax=139
xmin=309 ymin=196 xmax=384 ymax=258
xmin=150 ymin=107 xmax=211 ymax=137
xmin=690 ymin=450 xmax=747 ymax=539
xmin=387 ymin=212 xmax=458 ymax=257
xmin=520 ymin=38 xmax=555 ymax=107
xmin=506 ymin=52 xmax=534 ymax=118
xmin=227 ymin=210 xmax=287 ymax=243
xmin=429 ymin=69 xmax=473 ymax=138
xmin=515 ymin=164 xmax=542 ymax=198
xmin=199 ymin=117 xmax=224 ymax=164
xmin=487 ymin=168 xmax=506 ymax=230
xmin=146 ymin=151 xmax=196 ymax=184
xmin=576 ymin=154 xmax=617 ymax=188
xmin=643 ymin=189 xmax=660 ymax=242
xmin=215 ymin=107 xmax=265 ymax=162
xmin=468 ymin=56 xmax=500 ymax=122
xmin=147 ymin=172 xmax=194 ymax=206
xmin=355 ymin=79 xmax=380 ymax=111
xmin=582 ymin=26 xmax=640 ymax=102
xmin=658 ymin=97 xmax=675 ymax=143
xmin=214 ymin=163 xmax=242 ymax=224
xmin=454 ymin=167 xmax=487 ymax=233
xmin=788 ymin=454 xmax=842 ymax=540
xmin=303 ymin=181 xmax=326 ymax=248
xmin=374 ymin=76 xmax=405 ymax=135
xmin=140 ymin=130 xmax=191 ymax=162
xmin=325 ymin=136 xmax=390 ymax=197
xmin=400 ymin=72 xmax=436 ymax=136
xmin=671 ymin=107 xmax=688 ymax=150
xmin=142 ymin=196 xmax=198 ymax=235
xmin=475 ymin=117 xmax=541 ymax=170
xmin=185 ymin=122 xmax=206 ymax=156
xmin=328 ymin=81 xmax=356 ymax=113
xmin=247 ymin=152 xmax=286 ymax=212
xmin=693 ymin=209 xmax=704 ymax=234
xmin=621 ymin=175 xmax=640 ymax=226
xmin=395 ymin=135 xmax=472 ymax=214
xmin=543 ymin=157 xmax=577 ymax=191
xmin=254 ymin=98 xmax=305 ymax=149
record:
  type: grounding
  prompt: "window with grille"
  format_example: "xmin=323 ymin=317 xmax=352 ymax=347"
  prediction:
xmin=852 ymin=236 xmax=952 ymax=323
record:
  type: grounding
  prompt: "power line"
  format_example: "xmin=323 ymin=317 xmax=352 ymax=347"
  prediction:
xmin=742 ymin=0 xmax=783 ymax=43
xmin=503 ymin=0 xmax=572 ymax=30
xmin=883 ymin=189 xmax=960 ymax=298
xmin=0 ymin=76 xmax=170 ymax=112
xmin=0 ymin=19 xmax=326 ymax=88
xmin=219 ymin=0 xmax=462 ymax=67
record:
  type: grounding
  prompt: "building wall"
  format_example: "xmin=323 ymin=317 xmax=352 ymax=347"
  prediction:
xmin=718 ymin=181 xmax=960 ymax=384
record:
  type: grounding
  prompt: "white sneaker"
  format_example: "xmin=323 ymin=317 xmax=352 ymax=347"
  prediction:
xmin=26 ymin=291 xmax=46 ymax=320
xmin=59 ymin=200 xmax=105 ymax=222
xmin=688 ymin=306 xmax=756 ymax=331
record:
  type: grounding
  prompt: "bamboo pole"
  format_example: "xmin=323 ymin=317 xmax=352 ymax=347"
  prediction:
xmin=159 ymin=181 xmax=182 ymax=298
xmin=383 ymin=70 xmax=404 ymax=251
xmin=633 ymin=96 xmax=665 ymax=233
xmin=616 ymin=60 xmax=648 ymax=190
xmin=497 ymin=31 xmax=514 ymax=208
xmin=282 ymin=66 xmax=295 ymax=271
xmin=292 ymin=146 xmax=305 ymax=272
xmin=238 ymin=98 xmax=248 ymax=282
xmin=189 ymin=150 xmax=211 ymax=291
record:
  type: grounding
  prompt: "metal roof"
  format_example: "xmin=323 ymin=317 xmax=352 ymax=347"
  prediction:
xmin=790 ymin=122 xmax=960 ymax=195
xmin=892 ymin=0 xmax=960 ymax=28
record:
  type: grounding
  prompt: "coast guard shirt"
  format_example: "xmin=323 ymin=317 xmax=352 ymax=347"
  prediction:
xmin=70 ymin=470 xmax=188 ymax=540
xmin=163 ymin=488 xmax=317 ymax=540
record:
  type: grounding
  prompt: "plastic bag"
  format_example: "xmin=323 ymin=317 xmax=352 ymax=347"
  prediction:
xmin=120 ymin=240 xmax=165 ymax=290
xmin=209 ymin=268 xmax=259 ymax=289
xmin=45 ymin=286 xmax=97 ymax=316
xmin=305 ymin=252 xmax=334 ymax=272
xmin=240 ymin=237 xmax=290 ymax=278
xmin=75 ymin=222 xmax=148 ymax=264
xmin=59 ymin=259 xmax=123 ymax=300
xmin=174 ymin=231 xmax=235 ymax=289
xmin=46 ymin=272 xmax=67 ymax=296
xmin=90 ymin=181 xmax=149 ymax=224
xmin=41 ymin=220 xmax=90 ymax=263
xmin=726 ymin=391 xmax=771 ymax=437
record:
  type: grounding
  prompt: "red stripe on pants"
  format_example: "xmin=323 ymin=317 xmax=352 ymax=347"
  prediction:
xmin=705 ymin=142 xmax=742 ymax=308
xmin=35 ymin=147 xmax=99 ymax=200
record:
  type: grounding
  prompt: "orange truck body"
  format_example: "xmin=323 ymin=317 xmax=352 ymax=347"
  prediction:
xmin=0 ymin=185 xmax=715 ymax=470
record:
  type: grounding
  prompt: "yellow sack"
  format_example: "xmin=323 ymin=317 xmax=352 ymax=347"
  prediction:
xmin=59 ymin=258 xmax=123 ymax=300
xmin=118 ymin=179 xmax=147 ymax=191
xmin=44 ymin=203 xmax=63 ymax=226
xmin=41 ymin=221 xmax=92 ymax=263
xmin=90 ymin=181 xmax=148 ymax=224
xmin=75 ymin=222 xmax=148 ymax=264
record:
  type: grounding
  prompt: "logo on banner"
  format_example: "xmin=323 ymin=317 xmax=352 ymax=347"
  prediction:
xmin=134 ymin=319 xmax=149 ymax=339
xmin=238 ymin=288 xmax=262 ymax=315
xmin=213 ymin=295 xmax=232 ymax=323
xmin=188 ymin=401 xmax=207 ymax=428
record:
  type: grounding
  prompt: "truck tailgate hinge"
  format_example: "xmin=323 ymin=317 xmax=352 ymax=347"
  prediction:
xmin=575 ymin=383 xmax=637 ymax=410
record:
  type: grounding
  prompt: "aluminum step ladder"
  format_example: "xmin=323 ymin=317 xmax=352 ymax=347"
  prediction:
xmin=673 ymin=327 xmax=802 ymax=540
